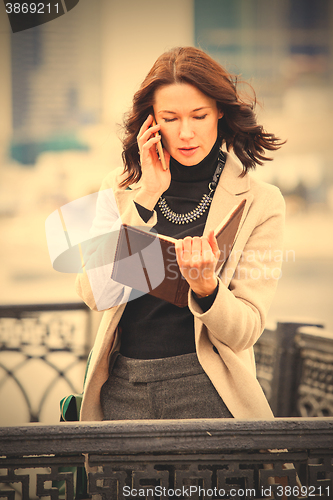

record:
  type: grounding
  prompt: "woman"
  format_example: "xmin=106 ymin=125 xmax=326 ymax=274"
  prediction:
xmin=76 ymin=46 xmax=285 ymax=422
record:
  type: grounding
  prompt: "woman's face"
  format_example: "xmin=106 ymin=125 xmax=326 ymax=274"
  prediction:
xmin=153 ymin=83 xmax=223 ymax=166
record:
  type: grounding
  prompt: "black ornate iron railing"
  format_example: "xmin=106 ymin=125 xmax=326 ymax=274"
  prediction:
xmin=0 ymin=418 xmax=333 ymax=499
xmin=295 ymin=326 xmax=333 ymax=417
xmin=1 ymin=303 xmax=332 ymax=426
xmin=254 ymin=320 xmax=333 ymax=417
xmin=0 ymin=303 xmax=92 ymax=425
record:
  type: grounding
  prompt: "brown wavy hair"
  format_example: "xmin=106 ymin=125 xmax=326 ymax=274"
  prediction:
xmin=121 ymin=46 xmax=284 ymax=187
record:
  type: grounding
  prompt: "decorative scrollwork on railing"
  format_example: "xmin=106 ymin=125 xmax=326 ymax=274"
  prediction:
xmin=0 ymin=463 xmax=82 ymax=500
xmin=253 ymin=321 xmax=332 ymax=417
xmin=0 ymin=304 xmax=91 ymax=425
xmin=1 ymin=452 xmax=332 ymax=499
xmin=0 ymin=419 xmax=332 ymax=499
xmin=297 ymin=350 xmax=333 ymax=417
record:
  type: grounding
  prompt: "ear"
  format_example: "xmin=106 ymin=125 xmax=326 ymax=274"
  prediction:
xmin=218 ymin=109 xmax=224 ymax=119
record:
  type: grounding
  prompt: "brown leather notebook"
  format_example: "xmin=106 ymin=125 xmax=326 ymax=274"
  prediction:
xmin=111 ymin=199 xmax=246 ymax=307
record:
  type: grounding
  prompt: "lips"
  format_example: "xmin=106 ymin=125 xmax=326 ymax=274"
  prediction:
xmin=178 ymin=146 xmax=199 ymax=157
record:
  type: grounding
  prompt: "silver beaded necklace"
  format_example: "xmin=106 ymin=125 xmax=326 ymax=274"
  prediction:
xmin=158 ymin=150 xmax=226 ymax=224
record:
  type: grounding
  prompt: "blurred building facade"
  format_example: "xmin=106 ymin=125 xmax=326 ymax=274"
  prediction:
xmin=0 ymin=8 xmax=12 ymax=167
xmin=2 ymin=0 xmax=194 ymax=165
xmin=195 ymin=0 xmax=332 ymax=102
xmin=1 ymin=0 xmax=331 ymax=192
xmin=8 ymin=1 xmax=102 ymax=164
xmin=194 ymin=0 xmax=333 ymax=205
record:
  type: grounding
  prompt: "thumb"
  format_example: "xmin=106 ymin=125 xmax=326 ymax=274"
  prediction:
xmin=208 ymin=229 xmax=220 ymax=259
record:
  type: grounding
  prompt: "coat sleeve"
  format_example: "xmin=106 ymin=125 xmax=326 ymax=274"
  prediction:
xmin=75 ymin=169 xmax=157 ymax=311
xmin=188 ymin=186 xmax=285 ymax=353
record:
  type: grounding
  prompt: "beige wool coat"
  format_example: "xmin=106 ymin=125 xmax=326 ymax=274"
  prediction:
xmin=76 ymin=152 xmax=285 ymax=421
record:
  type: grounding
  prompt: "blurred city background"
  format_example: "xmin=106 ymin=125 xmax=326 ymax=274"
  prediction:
xmin=0 ymin=0 xmax=333 ymax=426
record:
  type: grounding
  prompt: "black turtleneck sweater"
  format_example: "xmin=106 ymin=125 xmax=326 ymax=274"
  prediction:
xmin=119 ymin=138 xmax=222 ymax=359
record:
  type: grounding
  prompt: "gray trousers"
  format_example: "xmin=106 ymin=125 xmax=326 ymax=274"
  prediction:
xmin=100 ymin=352 xmax=233 ymax=420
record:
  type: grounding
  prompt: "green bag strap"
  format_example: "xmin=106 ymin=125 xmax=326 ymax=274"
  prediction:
xmin=60 ymin=349 xmax=93 ymax=422
xmin=83 ymin=349 xmax=93 ymax=388
xmin=60 ymin=394 xmax=82 ymax=422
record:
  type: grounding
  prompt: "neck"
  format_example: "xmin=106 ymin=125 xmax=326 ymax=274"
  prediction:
xmin=169 ymin=137 xmax=220 ymax=183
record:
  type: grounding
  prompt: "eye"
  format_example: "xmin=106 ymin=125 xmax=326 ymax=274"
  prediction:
xmin=194 ymin=114 xmax=207 ymax=120
xmin=163 ymin=117 xmax=177 ymax=123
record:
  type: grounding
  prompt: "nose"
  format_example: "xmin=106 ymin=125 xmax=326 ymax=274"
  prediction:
xmin=179 ymin=119 xmax=194 ymax=140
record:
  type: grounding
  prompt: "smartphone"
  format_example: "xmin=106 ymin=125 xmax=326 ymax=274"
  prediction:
xmin=152 ymin=117 xmax=168 ymax=170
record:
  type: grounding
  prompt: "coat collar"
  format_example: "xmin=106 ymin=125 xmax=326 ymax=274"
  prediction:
xmin=203 ymin=152 xmax=253 ymax=237
xmin=218 ymin=151 xmax=250 ymax=195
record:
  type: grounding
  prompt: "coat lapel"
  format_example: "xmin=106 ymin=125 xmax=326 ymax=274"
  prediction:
xmin=204 ymin=152 xmax=253 ymax=230
xmin=204 ymin=153 xmax=254 ymax=274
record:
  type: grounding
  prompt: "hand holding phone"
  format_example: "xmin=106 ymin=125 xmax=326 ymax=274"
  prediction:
xmin=135 ymin=115 xmax=171 ymax=210
xmin=152 ymin=117 xmax=168 ymax=171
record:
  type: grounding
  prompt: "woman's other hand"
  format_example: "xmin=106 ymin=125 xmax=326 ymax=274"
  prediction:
xmin=175 ymin=230 xmax=220 ymax=298
xmin=135 ymin=114 xmax=171 ymax=210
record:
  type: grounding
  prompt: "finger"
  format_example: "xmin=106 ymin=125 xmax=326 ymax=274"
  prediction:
xmin=181 ymin=237 xmax=192 ymax=264
xmin=140 ymin=122 xmax=161 ymax=143
xmin=175 ymin=240 xmax=188 ymax=272
xmin=175 ymin=240 xmax=183 ymax=264
xmin=140 ymin=135 xmax=163 ymax=162
xmin=207 ymin=230 xmax=220 ymax=258
xmin=138 ymin=114 xmax=154 ymax=139
xmin=138 ymin=120 xmax=160 ymax=146
xmin=191 ymin=237 xmax=202 ymax=263
xmin=139 ymin=131 xmax=162 ymax=159
xmin=201 ymin=237 xmax=215 ymax=263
